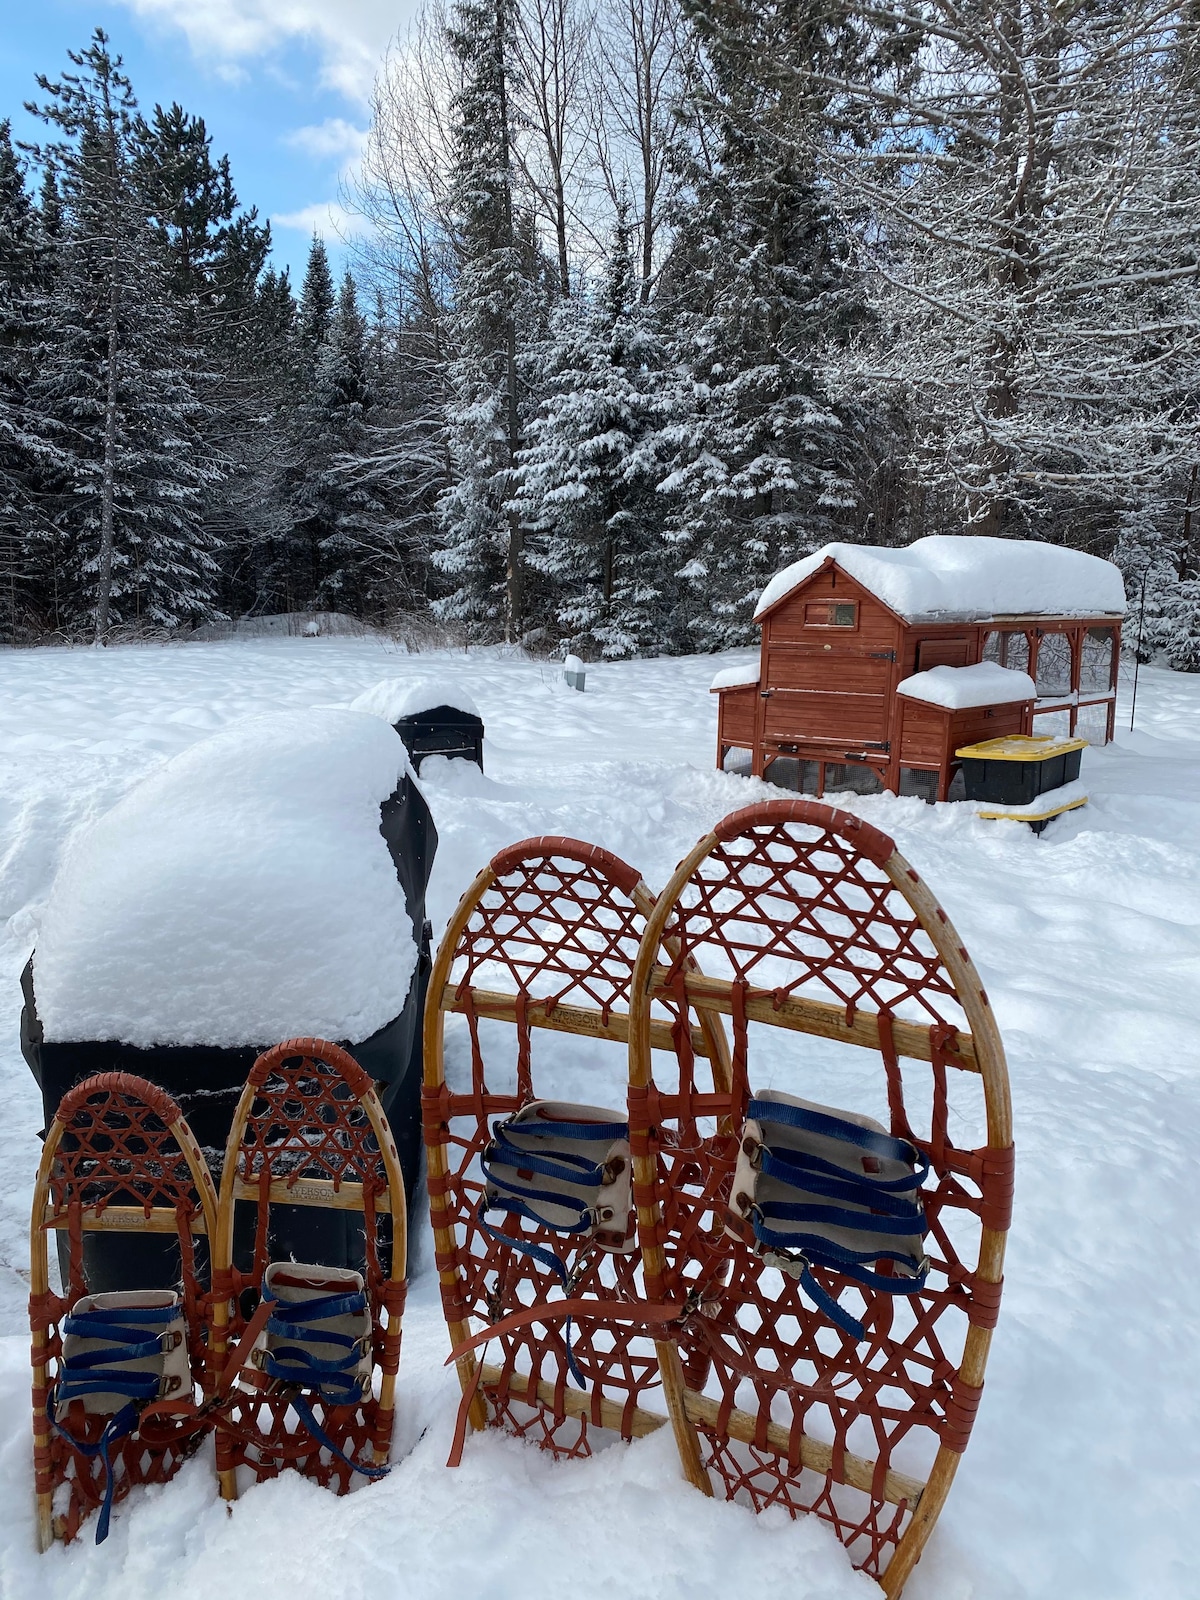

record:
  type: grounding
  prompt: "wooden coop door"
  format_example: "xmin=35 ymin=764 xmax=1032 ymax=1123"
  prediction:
xmin=763 ymin=649 xmax=893 ymax=747
xmin=915 ymin=637 xmax=971 ymax=670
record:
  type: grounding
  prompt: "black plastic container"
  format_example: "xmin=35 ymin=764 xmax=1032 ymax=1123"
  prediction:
xmin=21 ymin=770 xmax=436 ymax=1294
xmin=959 ymin=741 xmax=1084 ymax=806
xmin=393 ymin=703 xmax=484 ymax=773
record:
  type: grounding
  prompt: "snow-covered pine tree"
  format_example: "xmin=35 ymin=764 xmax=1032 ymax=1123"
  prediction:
xmin=830 ymin=0 xmax=1200 ymax=546
xmin=436 ymin=0 xmax=547 ymax=641
xmin=653 ymin=0 xmax=889 ymax=649
xmin=309 ymin=273 xmax=387 ymax=611
xmin=0 ymin=120 xmax=46 ymax=637
xmin=518 ymin=199 xmax=676 ymax=655
xmin=24 ymin=31 xmax=222 ymax=638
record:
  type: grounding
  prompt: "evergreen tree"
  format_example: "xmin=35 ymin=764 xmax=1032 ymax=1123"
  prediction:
xmin=301 ymin=272 xmax=387 ymax=610
xmin=0 ymin=121 xmax=44 ymax=636
xmin=518 ymin=201 xmax=675 ymax=655
xmin=436 ymin=0 xmax=546 ymax=640
xmin=298 ymin=235 xmax=336 ymax=364
xmin=654 ymin=0 xmax=890 ymax=648
xmin=24 ymin=31 xmax=222 ymax=637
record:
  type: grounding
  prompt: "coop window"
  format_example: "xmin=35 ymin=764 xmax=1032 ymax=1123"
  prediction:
xmin=1080 ymin=626 xmax=1115 ymax=694
xmin=986 ymin=629 xmax=1030 ymax=673
xmin=1035 ymin=632 xmax=1073 ymax=699
xmin=805 ymin=602 xmax=857 ymax=627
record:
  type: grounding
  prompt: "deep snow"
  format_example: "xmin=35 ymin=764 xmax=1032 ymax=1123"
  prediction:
xmin=754 ymin=536 xmax=1128 ymax=621
xmin=1 ymin=634 xmax=1198 ymax=1599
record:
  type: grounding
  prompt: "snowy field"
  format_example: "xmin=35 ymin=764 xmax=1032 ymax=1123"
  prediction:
xmin=0 ymin=634 xmax=1197 ymax=1600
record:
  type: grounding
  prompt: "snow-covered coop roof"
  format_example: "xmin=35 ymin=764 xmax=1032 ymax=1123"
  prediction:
xmin=754 ymin=536 xmax=1128 ymax=623
xmin=896 ymin=662 xmax=1037 ymax=710
xmin=350 ymin=677 xmax=481 ymax=722
xmin=33 ymin=709 xmax=418 ymax=1049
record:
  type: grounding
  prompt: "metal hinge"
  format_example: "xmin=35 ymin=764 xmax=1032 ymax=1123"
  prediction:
xmin=869 ymin=650 xmax=897 ymax=662
xmin=860 ymin=741 xmax=890 ymax=752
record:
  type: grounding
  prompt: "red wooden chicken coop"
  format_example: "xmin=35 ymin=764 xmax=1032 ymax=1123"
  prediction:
xmin=713 ymin=536 xmax=1126 ymax=801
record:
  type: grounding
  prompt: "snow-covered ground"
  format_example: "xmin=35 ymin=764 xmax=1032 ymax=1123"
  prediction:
xmin=0 ymin=635 xmax=1197 ymax=1599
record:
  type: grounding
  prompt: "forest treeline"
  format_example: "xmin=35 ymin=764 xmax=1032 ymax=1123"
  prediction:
xmin=1 ymin=4 xmax=1199 ymax=661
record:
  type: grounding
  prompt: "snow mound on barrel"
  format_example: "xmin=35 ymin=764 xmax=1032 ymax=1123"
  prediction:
xmin=755 ymin=536 xmax=1128 ymax=621
xmin=896 ymin=661 xmax=1036 ymax=709
xmin=34 ymin=709 xmax=417 ymax=1049
xmin=351 ymin=677 xmax=481 ymax=723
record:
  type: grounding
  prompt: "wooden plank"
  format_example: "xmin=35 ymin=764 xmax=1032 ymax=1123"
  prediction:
xmin=44 ymin=1205 xmax=208 ymax=1235
xmin=441 ymin=984 xmax=713 ymax=1059
xmin=681 ymin=1390 xmax=926 ymax=1509
xmin=476 ymin=1357 xmax=923 ymax=1509
xmin=649 ymin=967 xmax=979 ymax=1072
xmin=231 ymin=1176 xmax=393 ymax=1213
xmin=479 ymin=1362 xmax=668 ymax=1438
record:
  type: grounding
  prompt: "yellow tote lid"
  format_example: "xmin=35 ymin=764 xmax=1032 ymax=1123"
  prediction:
xmin=955 ymin=734 xmax=1089 ymax=762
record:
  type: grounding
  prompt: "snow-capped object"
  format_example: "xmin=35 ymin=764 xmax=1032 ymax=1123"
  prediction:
xmin=754 ymin=537 xmax=1128 ymax=622
xmin=896 ymin=662 xmax=1037 ymax=710
xmin=710 ymin=663 xmax=760 ymax=691
xmin=350 ymin=677 xmax=481 ymax=723
xmin=34 ymin=709 xmax=417 ymax=1049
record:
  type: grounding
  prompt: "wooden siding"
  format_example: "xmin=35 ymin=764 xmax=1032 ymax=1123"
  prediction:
xmin=716 ymin=557 xmax=1124 ymax=785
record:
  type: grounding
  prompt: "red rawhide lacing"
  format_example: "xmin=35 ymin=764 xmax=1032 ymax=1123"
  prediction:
xmin=425 ymin=839 xmax=677 ymax=1461
xmin=31 ymin=1074 xmax=212 ymax=1545
xmin=632 ymin=806 xmax=1012 ymax=1582
xmin=212 ymin=1040 xmax=404 ymax=1492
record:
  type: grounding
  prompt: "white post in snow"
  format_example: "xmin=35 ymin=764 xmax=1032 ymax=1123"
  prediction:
xmin=563 ymin=654 xmax=586 ymax=691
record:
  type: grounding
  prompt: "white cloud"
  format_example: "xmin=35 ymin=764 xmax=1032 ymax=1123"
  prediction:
xmin=114 ymin=0 xmax=422 ymax=103
xmin=284 ymin=118 xmax=369 ymax=161
xmin=271 ymin=200 xmax=357 ymax=241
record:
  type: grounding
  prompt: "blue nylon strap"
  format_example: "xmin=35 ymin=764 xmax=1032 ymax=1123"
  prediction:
xmin=264 ymin=1289 xmax=368 ymax=1327
xmin=45 ymin=1389 xmax=141 ymax=1544
xmin=57 ymin=1368 xmax=163 ymax=1401
xmin=486 ymin=1134 xmax=609 ymax=1189
xmin=287 ymin=1392 xmax=388 ymax=1479
xmin=747 ymin=1098 xmax=927 ymax=1178
xmin=63 ymin=1304 xmax=180 ymax=1338
xmin=255 ymin=1276 xmax=387 ymax=1478
xmin=61 ymin=1337 xmax=170 ymax=1371
xmin=474 ymin=1199 xmax=587 ymax=1388
xmin=757 ymin=1198 xmax=924 ymax=1236
xmin=757 ymin=1151 xmax=926 ymax=1215
xmin=479 ymin=1173 xmax=595 ymax=1231
xmin=745 ymin=1099 xmax=931 ymax=1341
xmin=500 ymin=1116 xmax=628 ymax=1143
xmin=265 ymin=1340 xmax=364 ymax=1379
xmin=758 ymin=1140 xmax=928 ymax=1196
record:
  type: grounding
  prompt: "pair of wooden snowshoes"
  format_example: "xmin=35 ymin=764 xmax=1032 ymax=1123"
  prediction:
xmin=31 ymin=1040 xmax=407 ymax=1549
xmin=424 ymin=800 xmax=1013 ymax=1597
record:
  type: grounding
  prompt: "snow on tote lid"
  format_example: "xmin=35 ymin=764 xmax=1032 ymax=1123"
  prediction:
xmin=754 ymin=536 xmax=1128 ymax=622
xmin=350 ymin=676 xmax=481 ymax=723
xmin=34 ymin=709 xmax=418 ymax=1050
xmin=896 ymin=662 xmax=1037 ymax=710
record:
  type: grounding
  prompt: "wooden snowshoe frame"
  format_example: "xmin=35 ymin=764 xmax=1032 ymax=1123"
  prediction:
xmin=423 ymin=837 xmax=729 ymax=1461
xmin=627 ymin=800 xmax=1013 ymax=1596
xmin=29 ymin=1072 xmax=219 ymax=1550
xmin=210 ymin=1037 xmax=408 ymax=1498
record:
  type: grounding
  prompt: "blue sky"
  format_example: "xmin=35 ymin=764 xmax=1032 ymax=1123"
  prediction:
xmin=0 ymin=0 xmax=419 ymax=282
